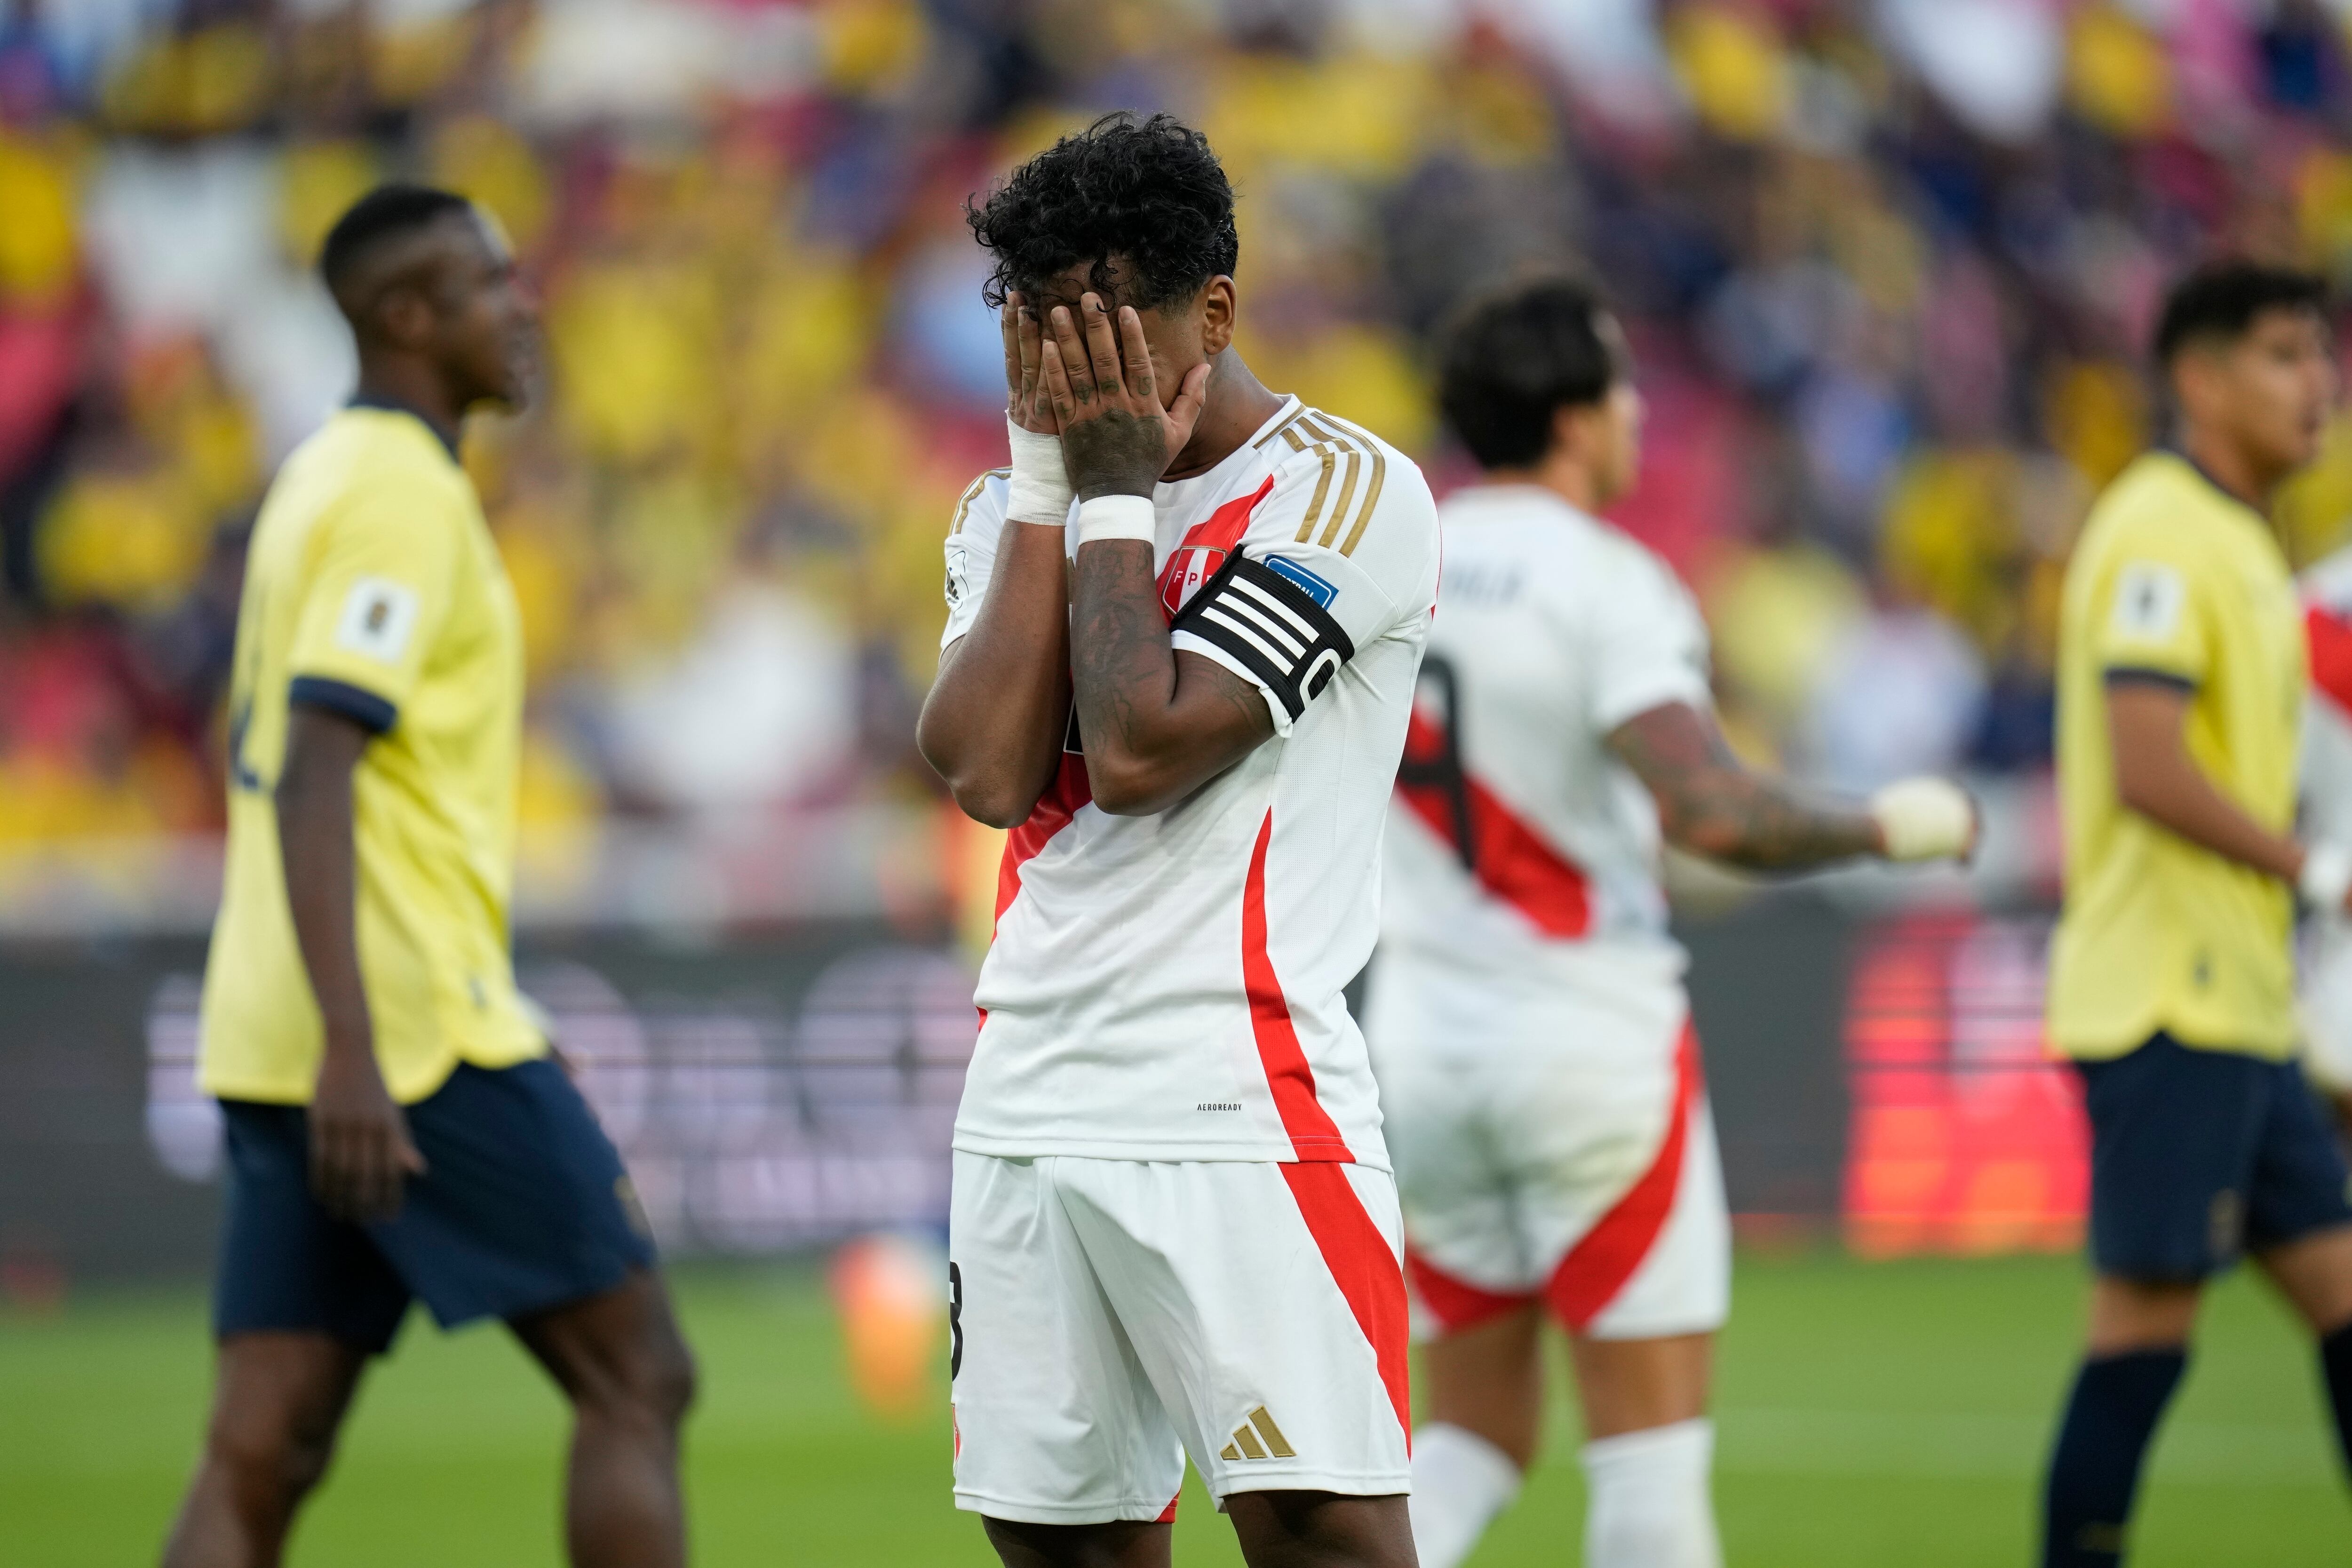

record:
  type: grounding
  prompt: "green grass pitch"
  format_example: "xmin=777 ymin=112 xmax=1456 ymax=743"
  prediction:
xmin=3 ymin=1251 xmax=2346 ymax=1566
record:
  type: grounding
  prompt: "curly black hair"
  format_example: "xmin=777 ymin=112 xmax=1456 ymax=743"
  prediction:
xmin=967 ymin=112 xmax=1239 ymax=314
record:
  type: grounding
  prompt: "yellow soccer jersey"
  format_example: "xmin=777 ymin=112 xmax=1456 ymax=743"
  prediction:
xmin=2048 ymin=451 xmax=2307 ymax=1061
xmin=199 ymin=404 xmax=543 ymax=1106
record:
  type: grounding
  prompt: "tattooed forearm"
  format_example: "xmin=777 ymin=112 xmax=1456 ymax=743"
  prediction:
xmin=1068 ymin=541 xmax=1273 ymax=815
xmin=1606 ymin=701 xmax=1880 ymax=871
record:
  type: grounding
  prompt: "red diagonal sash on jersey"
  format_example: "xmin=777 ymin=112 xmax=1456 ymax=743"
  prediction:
xmin=1240 ymin=810 xmax=1355 ymax=1161
xmin=1158 ymin=476 xmax=1275 ymax=620
xmin=2309 ymin=603 xmax=2352 ymax=717
xmin=1544 ymin=1020 xmax=1701 ymax=1330
xmin=992 ymin=753 xmax=1093 ymax=927
xmin=1397 ymin=712 xmax=1593 ymax=938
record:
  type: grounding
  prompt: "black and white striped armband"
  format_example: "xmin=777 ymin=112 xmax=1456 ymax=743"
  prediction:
xmin=1168 ymin=554 xmax=1356 ymax=725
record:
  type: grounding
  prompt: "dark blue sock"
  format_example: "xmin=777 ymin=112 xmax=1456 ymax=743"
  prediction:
xmin=2321 ymin=1323 xmax=2352 ymax=1477
xmin=2041 ymin=1348 xmax=2187 ymax=1568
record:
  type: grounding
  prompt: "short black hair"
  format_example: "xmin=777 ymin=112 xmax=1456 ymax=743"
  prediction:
xmin=2153 ymin=260 xmax=2328 ymax=366
xmin=1437 ymin=274 xmax=1620 ymax=470
xmin=318 ymin=183 xmax=475 ymax=298
xmin=968 ymin=112 xmax=1239 ymax=314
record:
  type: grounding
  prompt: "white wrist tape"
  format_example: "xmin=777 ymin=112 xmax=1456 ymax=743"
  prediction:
xmin=1077 ymin=493 xmax=1156 ymax=547
xmin=2303 ymin=842 xmax=2352 ymax=915
xmin=1004 ymin=417 xmax=1073 ymax=525
xmin=1870 ymin=777 xmax=1976 ymax=863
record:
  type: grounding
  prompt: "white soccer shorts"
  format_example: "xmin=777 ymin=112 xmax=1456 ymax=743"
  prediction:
xmin=948 ymin=1152 xmax=1413 ymax=1524
xmin=1366 ymin=960 xmax=1730 ymax=1342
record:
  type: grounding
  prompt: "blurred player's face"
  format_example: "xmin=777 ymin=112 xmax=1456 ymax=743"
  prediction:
xmin=2176 ymin=306 xmax=2336 ymax=486
xmin=1555 ymin=316 xmax=1645 ymax=505
xmin=418 ymin=211 xmax=540 ymax=412
xmin=1028 ymin=257 xmax=1234 ymax=411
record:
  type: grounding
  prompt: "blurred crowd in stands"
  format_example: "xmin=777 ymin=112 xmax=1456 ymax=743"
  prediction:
xmin=6 ymin=0 xmax=2352 ymax=853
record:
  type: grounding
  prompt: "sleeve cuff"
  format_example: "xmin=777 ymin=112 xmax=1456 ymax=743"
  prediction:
xmin=289 ymin=676 xmax=397 ymax=734
xmin=2102 ymin=666 xmax=2197 ymax=693
xmin=1590 ymin=672 xmax=1715 ymax=734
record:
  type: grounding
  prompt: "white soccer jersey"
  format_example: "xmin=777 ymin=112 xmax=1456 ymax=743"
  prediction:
xmin=938 ymin=397 xmax=1441 ymax=1170
xmin=2300 ymin=548 xmax=2352 ymax=1088
xmin=1380 ymin=483 xmax=1713 ymax=985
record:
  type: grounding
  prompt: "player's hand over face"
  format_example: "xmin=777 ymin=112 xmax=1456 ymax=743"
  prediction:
xmin=1040 ymin=294 xmax=1212 ymax=500
xmin=309 ymin=1042 xmax=428 ymax=1224
xmin=1002 ymin=293 xmax=1058 ymax=437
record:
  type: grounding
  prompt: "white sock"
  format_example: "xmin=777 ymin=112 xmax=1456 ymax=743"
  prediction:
xmin=1580 ymin=1417 xmax=1721 ymax=1568
xmin=1408 ymin=1422 xmax=1522 ymax=1568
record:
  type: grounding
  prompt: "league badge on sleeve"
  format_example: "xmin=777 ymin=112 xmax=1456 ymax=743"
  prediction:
xmin=334 ymin=576 xmax=421 ymax=664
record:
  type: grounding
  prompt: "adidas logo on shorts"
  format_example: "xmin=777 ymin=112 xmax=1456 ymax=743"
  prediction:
xmin=1218 ymin=1406 xmax=1295 ymax=1462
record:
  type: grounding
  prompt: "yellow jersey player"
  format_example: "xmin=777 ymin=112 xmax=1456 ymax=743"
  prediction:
xmin=162 ymin=187 xmax=693 ymax=1568
xmin=2043 ymin=261 xmax=2352 ymax=1567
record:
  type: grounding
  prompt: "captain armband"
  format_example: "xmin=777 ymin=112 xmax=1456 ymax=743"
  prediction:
xmin=1169 ymin=554 xmax=1355 ymax=723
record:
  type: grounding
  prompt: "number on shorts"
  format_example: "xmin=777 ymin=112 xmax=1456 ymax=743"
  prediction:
xmin=948 ymin=1261 xmax=964 ymax=1379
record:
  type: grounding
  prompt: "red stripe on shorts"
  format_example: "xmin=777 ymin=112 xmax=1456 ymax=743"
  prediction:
xmin=1405 ymin=1247 xmax=1535 ymax=1337
xmin=1281 ymin=1160 xmax=1413 ymax=1449
xmin=1543 ymin=1020 xmax=1701 ymax=1331
xmin=1241 ymin=810 xmax=1353 ymax=1161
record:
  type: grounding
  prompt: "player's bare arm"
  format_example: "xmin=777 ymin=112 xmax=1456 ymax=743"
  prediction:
xmin=919 ymin=297 xmax=1083 ymax=828
xmin=2108 ymin=677 xmax=2316 ymax=888
xmin=1605 ymin=700 xmax=1886 ymax=869
xmin=1040 ymin=293 xmax=1251 ymax=816
xmin=277 ymin=703 xmax=425 ymax=1221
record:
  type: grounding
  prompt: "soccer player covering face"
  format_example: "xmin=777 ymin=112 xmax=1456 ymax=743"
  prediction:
xmin=1367 ymin=278 xmax=1977 ymax=1568
xmin=164 ymin=187 xmax=693 ymax=1568
xmin=2042 ymin=263 xmax=2352 ymax=1568
xmin=918 ymin=115 xmax=1440 ymax=1568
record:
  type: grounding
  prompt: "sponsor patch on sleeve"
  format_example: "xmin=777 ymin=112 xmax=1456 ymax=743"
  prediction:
xmin=333 ymin=576 xmax=421 ymax=664
xmin=2110 ymin=560 xmax=2185 ymax=642
xmin=1261 ymin=554 xmax=1338 ymax=609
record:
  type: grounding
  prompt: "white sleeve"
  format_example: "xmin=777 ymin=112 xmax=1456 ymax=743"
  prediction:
xmin=940 ymin=469 xmax=1011 ymax=652
xmin=1581 ymin=547 xmax=1714 ymax=732
xmin=1168 ymin=437 xmax=1439 ymax=736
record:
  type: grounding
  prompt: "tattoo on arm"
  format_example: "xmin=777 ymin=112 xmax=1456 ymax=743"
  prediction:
xmin=1607 ymin=702 xmax=1879 ymax=871
xmin=1068 ymin=542 xmax=1273 ymax=812
xmin=1070 ymin=540 xmax=1172 ymax=760
xmin=1061 ymin=408 xmax=1165 ymax=501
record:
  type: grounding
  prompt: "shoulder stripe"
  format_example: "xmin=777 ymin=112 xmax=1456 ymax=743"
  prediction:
xmin=1255 ymin=406 xmax=1310 ymax=450
xmin=1318 ymin=447 xmax=1364 ymax=549
xmin=1339 ymin=446 xmax=1387 ymax=557
xmin=1295 ymin=447 xmax=1339 ymax=542
xmin=1297 ymin=409 xmax=1388 ymax=557
xmin=949 ymin=468 xmax=1010 ymax=536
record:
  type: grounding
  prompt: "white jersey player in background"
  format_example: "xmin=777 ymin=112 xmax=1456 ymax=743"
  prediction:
xmin=1367 ymin=277 xmax=1978 ymax=1568
xmin=918 ymin=115 xmax=1437 ymax=1568
xmin=2295 ymin=549 xmax=2352 ymax=1115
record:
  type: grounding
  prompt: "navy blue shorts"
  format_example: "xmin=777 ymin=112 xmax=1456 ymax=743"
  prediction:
xmin=2075 ymin=1033 xmax=2352 ymax=1281
xmin=214 ymin=1058 xmax=657 ymax=1353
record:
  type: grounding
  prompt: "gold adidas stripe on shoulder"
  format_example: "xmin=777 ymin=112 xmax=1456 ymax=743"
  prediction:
xmin=1283 ymin=411 xmax=1387 ymax=557
xmin=1253 ymin=405 xmax=1310 ymax=450
xmin=948 ymin=468 xmax=1010 ymax=536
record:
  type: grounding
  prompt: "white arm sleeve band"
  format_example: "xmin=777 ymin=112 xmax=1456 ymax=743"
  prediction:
xmin=1004 ymin=419 xmax=1074 ymax=526
xmin=1077 ymin=493 xmax=1156 ymax=546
